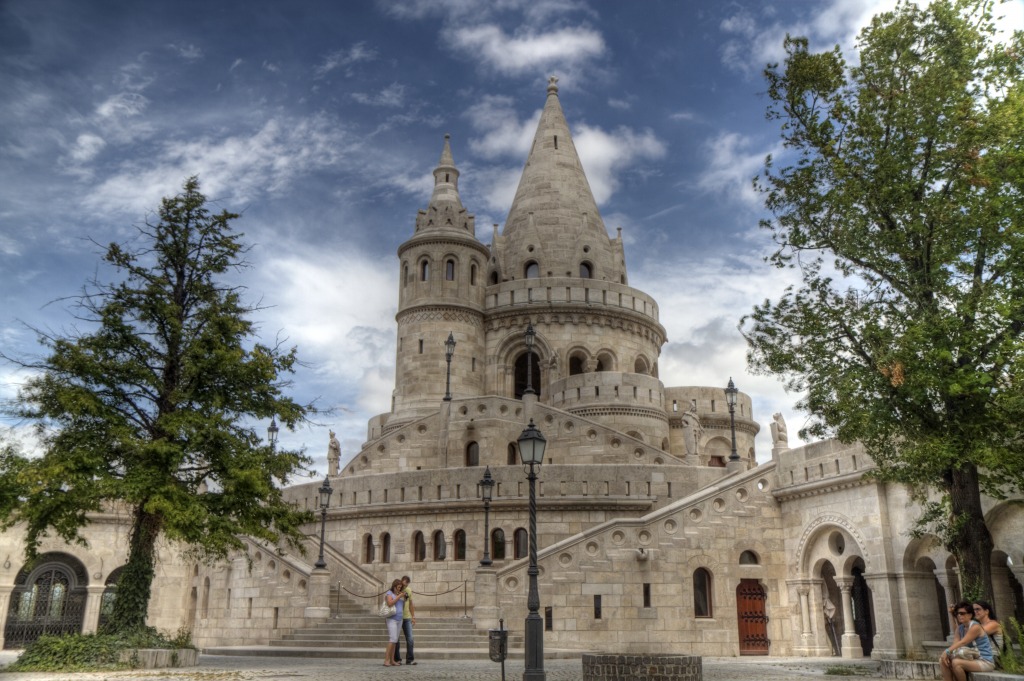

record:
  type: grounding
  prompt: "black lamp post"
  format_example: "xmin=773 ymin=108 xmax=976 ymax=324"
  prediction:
xmin=479 ymin=466 xmax=495 ymax=567
xmin=444 ymin=332 xmax=456 ymax=401
xmin=518 ymin=419 xmax=546 ymax=681
xmin=523 ymin=323 xmax=536 ymax=396
xmin=268 ymin=417 xmax=279 ymax=452
xmin=314 ymin=474 xmax=333 ymax=569
xmin=725 ymin=377 xmax=740 ymax=463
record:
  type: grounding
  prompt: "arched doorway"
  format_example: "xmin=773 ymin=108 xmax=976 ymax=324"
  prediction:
xmin=735 ymin=579 xmax=769 ymax=655
xmin=97 ymin=566 xmax=124 ymax=632
xmin=821 ymin=561 xmax=842 ymax=656
xmin=851 ymin=562 xmax=875 ymax=656
xmin=514 ymin=352 xmax=541 ymax=399
xmin=4 ymin=553 xmax=88 ymax=648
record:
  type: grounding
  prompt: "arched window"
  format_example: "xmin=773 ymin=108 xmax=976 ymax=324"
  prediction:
xmin=453 ymin=530 xmax=467 ymax=561
xmin=433 ymin=530 xmax=446 ymax=560
xmin=364 ymin=534 xmax=375 ymax=563
xmin=513 ymin=528 xmax=528 ymax=560
xmin=491 ymin=529 xmax=506 ymax=560
xmin=97 ymin=567 xmax=124 ymax=632
xmin=446 ymin=259 xmax=455 ymax=281
xmin=490 ymin=271 xmax=499 ymax=285
xmin=381 ymin=533 xmax=392 ymax=564
xmin=569 ymin=356 xmax=585 ymax=375
xmin=514 ymin=352 xmax=541 ymax=399
xmin=4 ymin=553 xmax=89 ymax=647
xmin=508 ymin=443 xmax=518 ymax=465
xmin=403 ymin=264 xmax=409 ymax=287
xmin=634 ymin=357 xmax=649 ymax=374
xmin=524 ymin=261 xmax=539 ymax=278
xmin=739 ymin=550 xmax=759 ymax=565
xmin=413 ymin=532 xmax=426 ymax=562
xmin=580 ymin=261 xmax=592 ymax=278
xmin=693 ymin=568 xmax=713 ymax=617
xmin=202 ymin=576 xmax=211 ymax=618
xmin=470 ymin=264 xmax=477 ymax=285
xmin=466 ymin=441 xmax=480 ymax=467
xmin=420 ymin=260 xmax=430 ymax=281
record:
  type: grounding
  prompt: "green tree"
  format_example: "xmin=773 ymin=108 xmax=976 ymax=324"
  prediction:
xmin=0 ymin=178 xmax=313 ymax=632
xmin=744 ymin=0 xmax=1024 ymax=596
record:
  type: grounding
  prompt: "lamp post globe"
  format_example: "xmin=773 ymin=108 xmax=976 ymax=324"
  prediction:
xmin=315 ymin=474 xmax=333 ymax=569
xmin=444 ymin=332 xmax=456 ymax=401
xmin=267 ymin=418 xmax=279 ymax=451
xmin=518 ymin=419 xmax=546 ymax=681
xmin=479 ymin=466 xmax=495 ymax=567
xmin=725 ymin=377 xmax=739 ymax=463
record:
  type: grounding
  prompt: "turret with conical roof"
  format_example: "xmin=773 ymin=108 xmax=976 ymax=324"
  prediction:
xmin=393 ymin=135 xmax=489 ymax=418
xmin=492 ymin=77 xmax=626 ymax=285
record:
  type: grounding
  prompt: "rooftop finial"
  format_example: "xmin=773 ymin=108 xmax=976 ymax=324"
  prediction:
xmin=547 ymin=75 xmax=559 ymax=95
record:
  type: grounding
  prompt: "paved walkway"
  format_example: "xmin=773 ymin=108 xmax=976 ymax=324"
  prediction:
xmin=0 ymin=652 xmax=883 ymax=681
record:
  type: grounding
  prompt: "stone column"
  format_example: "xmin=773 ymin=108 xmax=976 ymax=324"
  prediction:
xmin=472 ymin=566 xmax=500 ymax=630
xmin=837 ymin=578 xmax=863 ymax=658
xmin=304 ymin=567 xmax=331 ymax=622
xmin=0 ymin=586 xmax=12 ymax=649
xmin=799 ymin=587 xmax=812 ymax=637
xmin=991 ymin=564 xmax=1014 ymax=627
xmin=81 ymin=584 xmax=107 ymax=634
xmin=933 ymin=568 xmax=955 ymax=641
xmin=865 ymin=572 xmax=905 ymax=659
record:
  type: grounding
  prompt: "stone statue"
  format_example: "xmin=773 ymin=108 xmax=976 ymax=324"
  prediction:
xmin=327 ymin=430 xmax=341 ymax=476
xmin=770 ymin=412 xmax=789 ymax=447
xmin=681 ymin=405 xmax=703 ymax=458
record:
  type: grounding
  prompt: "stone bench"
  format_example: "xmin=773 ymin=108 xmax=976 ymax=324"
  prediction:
xmin=880 ymin=659 xmax=1021 ymax=680
xmin=582 ymin=653 xmax=701 ymax=681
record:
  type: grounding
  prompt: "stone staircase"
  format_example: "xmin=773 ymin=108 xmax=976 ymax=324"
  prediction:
xmin=206 ymin=586 xmax=524 ymax=660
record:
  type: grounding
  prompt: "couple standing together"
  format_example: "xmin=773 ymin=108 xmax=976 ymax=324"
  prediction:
xmin=384 ymin=576 xmax=416 ymax=667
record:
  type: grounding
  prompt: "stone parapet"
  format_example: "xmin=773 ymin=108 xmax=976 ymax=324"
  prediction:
xmin=582 ymin=653 xmax=701 ymax=681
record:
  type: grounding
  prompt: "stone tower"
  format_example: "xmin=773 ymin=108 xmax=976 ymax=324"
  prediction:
xmin=393 ymin=135 xmax=490 ymax=417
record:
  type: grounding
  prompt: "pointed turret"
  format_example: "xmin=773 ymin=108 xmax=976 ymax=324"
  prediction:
xmin=414 ymin=134 xmax=473 ymax=236
xmin=497 ymin=77 xmax=625 ymax=284
xmin=393 ymin=135 xmax=489 ymax=418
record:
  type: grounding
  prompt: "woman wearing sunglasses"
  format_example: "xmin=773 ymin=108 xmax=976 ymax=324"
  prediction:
xmin=940 ymin=600 xmax=996 ymax=680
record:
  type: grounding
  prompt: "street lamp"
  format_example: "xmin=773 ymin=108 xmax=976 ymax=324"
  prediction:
xmin=268 ymin=417 xmax=279 ymax=452
xmin=479 ymin=466 xmax=495 ymax=567
xmin=725 ymin=377 xmax=739 ymax=463
xmin=518 ymin=419 xmax=546 ymax=681
xmin=523 ymin=323 xmax=536 ymax=396
xmin=314 ymin=474 xmax=333 ymax=569
xmin=444 ymin=332 xmax=456 ymax=401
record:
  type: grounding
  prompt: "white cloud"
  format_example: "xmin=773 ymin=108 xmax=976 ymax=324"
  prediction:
xmin=607 ymin=98 xmax=631 ymax=110
xmin=446 ymin=24 xmax=605 ymax=75
xmin=95 ymin=92 xmax=149 ymax=121
xmin=697 ymin=131 xmax=776 ymax=207
xmin=229 ymin=58 xmax=243 ymax=72
xmin=168 ymin=43 xmax=203 ymax=60
xmin=669 ymin=110 xmax=696 ymax=122
xmin=68 ymin=133 xmax=106 ymax=163
xmin=262 ymin=61 xmax=281 ymax=73
xmin=465 ymin=95 xmax=538 ymax=158
xmin=573 ymin=123 xmax=666 ymax=205
xmin=314 ymin=42 xmax=377 ymax=78
xmin=352 ymin=83 xmax=406 ymax=107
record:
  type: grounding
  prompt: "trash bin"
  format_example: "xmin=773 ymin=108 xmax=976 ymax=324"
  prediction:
xmin=488 ymin=628 xmax=508 ymax=663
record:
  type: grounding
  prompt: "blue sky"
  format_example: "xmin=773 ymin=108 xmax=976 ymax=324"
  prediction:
xmin=2 ymin=0 xmax=1022 ymax=473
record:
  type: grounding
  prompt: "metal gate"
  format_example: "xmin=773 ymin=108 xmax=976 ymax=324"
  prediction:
xmin=736 ymin=578 xmax=770 ymax=655
xmin=4 ymin=562 xmax=87 ymax=649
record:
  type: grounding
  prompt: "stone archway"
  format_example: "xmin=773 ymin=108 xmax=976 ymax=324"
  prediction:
xmin=3 ymin=553 xmax=89 ymax=648
xmin=851 ymin=561 xmax=875 ymax=656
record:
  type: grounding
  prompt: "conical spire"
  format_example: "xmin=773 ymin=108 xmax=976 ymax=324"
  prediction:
xmin=413 ymin=134 xmax=475 ymax=236
xmin=499 ymin=77 xmax=624 ymax=282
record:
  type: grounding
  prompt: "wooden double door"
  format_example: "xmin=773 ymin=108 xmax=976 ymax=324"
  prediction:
xmin=736 ymin=579 xmax=770 ymax=655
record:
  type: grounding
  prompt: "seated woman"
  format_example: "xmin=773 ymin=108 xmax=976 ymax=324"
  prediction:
xmin=973 ymin=601 xmax=1004 ymax=661
xmin=940 ymin=600 xmax=995 ymax=681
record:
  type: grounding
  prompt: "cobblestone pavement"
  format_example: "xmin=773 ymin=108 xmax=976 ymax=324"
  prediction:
xmin=0 ymin=653 xmax=883 ymax=681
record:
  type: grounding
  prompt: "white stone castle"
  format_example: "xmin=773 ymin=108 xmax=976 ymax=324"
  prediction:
xmin=1 ymin=79 xmax=1021 ymax=659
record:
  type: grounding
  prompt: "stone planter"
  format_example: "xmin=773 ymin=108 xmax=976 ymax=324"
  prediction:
xmin=582 ymin=653 xmax=701 ymax=681
xmin=117 ymin=647 xmax=199 ymax=669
